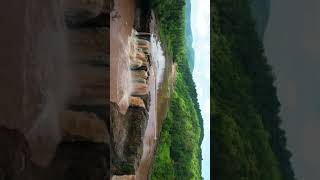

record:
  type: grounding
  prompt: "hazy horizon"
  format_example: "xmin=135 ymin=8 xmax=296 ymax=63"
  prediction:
xmin=264 ymin=0 xmax=320 ymax=179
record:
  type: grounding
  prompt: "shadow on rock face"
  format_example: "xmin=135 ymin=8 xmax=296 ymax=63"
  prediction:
xmin=0 ymin=127 xmax=29 ymax=180
xmin=49 ymin=141 xmax=110 ymax=180
xmin=6 ymin=139 xmax=110 ymax=180
xmin=110 ymin=101 xmax=149 ymax=175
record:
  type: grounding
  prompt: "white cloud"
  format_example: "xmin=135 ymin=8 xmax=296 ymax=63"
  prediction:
xmin=191 ymin=0 xmax=210 ymax=39
xmin=191 ymin=3 xmax=210 ymax=62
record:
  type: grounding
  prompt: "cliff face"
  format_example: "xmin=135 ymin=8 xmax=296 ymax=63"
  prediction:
xmin=0 ymin=0 xmax=111 ymax=179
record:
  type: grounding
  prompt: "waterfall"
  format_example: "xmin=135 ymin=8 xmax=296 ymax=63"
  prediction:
xmin=23 ymin=0 xmax=73 ymax=167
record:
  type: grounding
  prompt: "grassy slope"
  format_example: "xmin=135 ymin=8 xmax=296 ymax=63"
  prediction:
xmin=150 ymin=0 xmax=203 ymax=179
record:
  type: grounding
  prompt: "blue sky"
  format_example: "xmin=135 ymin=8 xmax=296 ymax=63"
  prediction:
xmin=190 ymin=0 xmax=210 ymax=179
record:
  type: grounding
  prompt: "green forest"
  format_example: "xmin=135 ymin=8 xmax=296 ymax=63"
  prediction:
xmin=212 ymin=0 xmax=295 ymax=180
xmin=150 ymin=0 xmax=203 ymax=179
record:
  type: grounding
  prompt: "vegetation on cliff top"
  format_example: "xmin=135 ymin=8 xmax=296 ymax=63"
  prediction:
xmin=150 ymin=0 xmax=203 ymax=179
xmin=213 ymin=0 xmax=295 ymax=179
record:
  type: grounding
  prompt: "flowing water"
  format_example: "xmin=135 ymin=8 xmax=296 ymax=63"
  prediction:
xmin=1 ymin=0 xmax=174 ymax=179
xmin=1 ymin=0 xmax=110 ymax=169
xmin=136 ymin=32 xmax=173 ymax=180
xmin=0 ymin=0 xmax=73 ymax=167
xmin=110 ymin=0 xmax=135 ymax=114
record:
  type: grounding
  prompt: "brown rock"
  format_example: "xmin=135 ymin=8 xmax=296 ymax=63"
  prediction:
xmin=112 ymin=175 xmax=135 ymax=180
xmin=67 ymin=28 xmax=108 ymax=57
xmin=135 ymin=51 xmax=147 ymax=61
xmin=131 ymin=82 xmax=148 ymax=96
xmin=129 ymin=96 xmax=145 ymax=109
xmin=64 ymin=0 xmax=108 ymax=25
xmin=131 ymin=70 xmax=148 ymax=80
xmin=69 ymin=65 xmax=107 ymax=105
xmin=59 ymin=110 xmax=108 ymax=143
xmin=132 ymin=78 xmax=147 ymax=85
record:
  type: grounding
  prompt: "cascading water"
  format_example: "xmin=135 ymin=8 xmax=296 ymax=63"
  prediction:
xmin=117 ymin=30 xmax=136 ymax=114
xmin=115 ymin=30 xmax=153 ymax=114
xmin=136 ymin=33 xmax=167 ymax=180
xmin=110 ymin=1 xmax=175 ymax=178
xmin=150 ymin=34 xmax=166 ymax=89
xmin=22 ymin=0 xmax=74 ymax=167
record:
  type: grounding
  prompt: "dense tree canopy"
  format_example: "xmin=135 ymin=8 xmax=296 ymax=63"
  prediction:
xmin=212 ymin=0 xmax=296 ymax=179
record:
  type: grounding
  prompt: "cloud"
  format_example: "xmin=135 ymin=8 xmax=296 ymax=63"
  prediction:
xmin=203 ymin=99 xmax=210 ymax=124
xmin=191 ymin=0 xmax=210 ymax=39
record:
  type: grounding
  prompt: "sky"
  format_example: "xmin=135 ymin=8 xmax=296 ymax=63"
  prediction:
xmin=264 ymin=0 xmax=320 ymax=179
xmin=190 ymin=0 xmax=210 ymax=179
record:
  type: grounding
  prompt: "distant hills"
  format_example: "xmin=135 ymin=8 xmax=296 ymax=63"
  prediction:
xmin=250 ymin=0 xmax=271 ymax=39
xmin=185 ymin=0 xmax=195 ymax=72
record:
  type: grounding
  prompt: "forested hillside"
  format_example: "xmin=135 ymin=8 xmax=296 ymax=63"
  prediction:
xmin=150 ymin=0 xmax=203 ymax=179
xmin=212 ymin=0 xmax=296 ymax=179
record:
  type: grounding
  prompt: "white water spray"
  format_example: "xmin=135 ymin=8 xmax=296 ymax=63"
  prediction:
xmin=117 ymin=30 xmax=137 ymax=114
